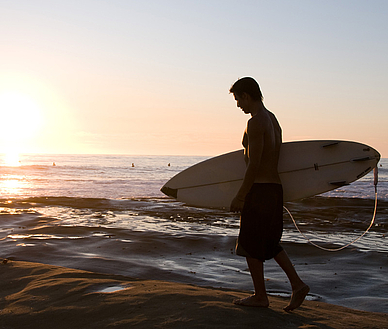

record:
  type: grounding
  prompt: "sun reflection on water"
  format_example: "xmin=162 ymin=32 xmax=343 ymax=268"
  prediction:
xmin=0 ymin=175 xmax=23 ymax=196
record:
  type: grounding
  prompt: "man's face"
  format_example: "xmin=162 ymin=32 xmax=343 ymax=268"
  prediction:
xmin=234 ymin=93 xmax=249 ymax=114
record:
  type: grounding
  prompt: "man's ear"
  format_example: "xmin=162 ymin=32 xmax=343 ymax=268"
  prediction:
xmin=241 ymin=92 xmax=250 ymax=100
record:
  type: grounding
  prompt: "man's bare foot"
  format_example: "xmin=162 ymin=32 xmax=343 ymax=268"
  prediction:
xmin=283 ymin=284 xmax=310 ymax=312
xmin=233 ymin=295 xmax=269 ymax=308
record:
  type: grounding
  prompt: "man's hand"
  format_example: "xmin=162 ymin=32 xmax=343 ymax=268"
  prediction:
xmin=230 ymin=196 xmax=245 ymax=213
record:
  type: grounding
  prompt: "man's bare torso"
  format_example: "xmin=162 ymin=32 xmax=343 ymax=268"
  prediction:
xmin=243 ymin=109 xmax=282 ymax=184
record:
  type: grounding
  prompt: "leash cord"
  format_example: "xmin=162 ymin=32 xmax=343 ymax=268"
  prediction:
xmin=283 ymin=167 xmax=378 ymax=252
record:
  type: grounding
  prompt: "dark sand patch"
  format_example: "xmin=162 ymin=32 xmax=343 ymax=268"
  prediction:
xmin=1 ymin=260 xmax=387 ymax=328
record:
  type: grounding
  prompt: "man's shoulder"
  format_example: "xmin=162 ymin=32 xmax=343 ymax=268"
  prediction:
xmin=247 ymin=116 xmax=261 ymax=128
xmin=246 ymin=116 xmax=266 ymax=139
xmin=248 ymin=111 xmax=271 ymax=129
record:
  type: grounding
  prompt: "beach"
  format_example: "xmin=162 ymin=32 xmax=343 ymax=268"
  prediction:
xmin=2 ymin=0 xmax=388 ymax=326
xmin=1 ymin=260 xmax=388 ymax=329
xmin=1 ymin=154 xmax=387 ymax=327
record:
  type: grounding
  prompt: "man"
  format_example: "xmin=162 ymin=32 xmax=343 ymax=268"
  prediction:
xmin=229 ymin=77 xmax=309 ymax=311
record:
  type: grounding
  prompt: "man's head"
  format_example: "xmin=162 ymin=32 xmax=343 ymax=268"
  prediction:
xmin=230 ymin=77 xmax=263 ymax=115
xmin=229 ymin=77 xmax=263 ymax=101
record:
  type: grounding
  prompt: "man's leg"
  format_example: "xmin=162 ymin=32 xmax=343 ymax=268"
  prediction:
xmin=233 ymin=257 xmax=269 ymax=307
xmin=274 ymin=250 xmax=309 ymax=311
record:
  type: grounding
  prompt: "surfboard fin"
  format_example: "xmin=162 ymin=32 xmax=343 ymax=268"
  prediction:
xmin=351 ymin=156 xmax=373 ymax=162
xmin=322 ymin=141 xmax=340 ymax=148
xmin=160 ymin=186 xmax=178 ymax=198
xmin=329 ymin=181 xmax=348 ymax=187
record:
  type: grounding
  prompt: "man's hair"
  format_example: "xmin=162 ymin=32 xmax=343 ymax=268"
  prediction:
xmin=229 ymin=77 xmax=263 ymax=101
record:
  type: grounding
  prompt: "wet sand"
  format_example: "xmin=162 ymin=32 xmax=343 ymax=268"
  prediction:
xmin=3 ymin=216 xmax=387 ymax=314
xmin=1 ymin=260 xmax=387 ymax=329
xmin=1 ymin=196 xmax=387 ymax=316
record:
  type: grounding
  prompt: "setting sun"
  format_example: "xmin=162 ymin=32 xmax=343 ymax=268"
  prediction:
xmin=0 ymin=91 xmax=43 ymax=143
xmin=3 ymin=151 xmax=21 ymax=166
xmin=0 ymin=91 xmax=43 ymax=159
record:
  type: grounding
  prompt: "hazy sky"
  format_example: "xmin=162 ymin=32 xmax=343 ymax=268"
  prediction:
xmin=1 ymin=0 xmax=387 ymax=156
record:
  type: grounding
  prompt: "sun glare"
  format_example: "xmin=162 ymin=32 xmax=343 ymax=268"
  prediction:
xmin=0 ymin=91 xmax=43 ymax=158
xmin=4 ymin=152 xmax=21 ymax=166
xmin=0 ymin=91 xmax=42 ymax=140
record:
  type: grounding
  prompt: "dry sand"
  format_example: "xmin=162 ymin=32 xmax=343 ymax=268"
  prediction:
xmin=0 ymin=260 xmax=387 ymax=328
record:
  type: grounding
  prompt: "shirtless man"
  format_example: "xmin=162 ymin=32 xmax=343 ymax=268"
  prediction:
xmin=229 ymin=77 xmax=309 ymax=311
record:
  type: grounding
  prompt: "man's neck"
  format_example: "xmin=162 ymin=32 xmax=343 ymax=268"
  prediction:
xmin=250 ymin=101 xmax=265 ymax=117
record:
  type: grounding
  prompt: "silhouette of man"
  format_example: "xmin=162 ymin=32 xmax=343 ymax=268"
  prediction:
xmin=229 ymin=77 xmax=309 ymax=311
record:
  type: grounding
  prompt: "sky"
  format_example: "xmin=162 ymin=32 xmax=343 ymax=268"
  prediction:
xmin=0 ymin=0 xmax=387 ymax=157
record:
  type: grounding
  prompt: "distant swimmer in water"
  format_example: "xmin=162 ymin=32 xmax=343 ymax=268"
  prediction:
xmin=168 ymin=163 xmax=170 ymax=167
xmin=132 ymin=163 xmax=135 ymax=167
xmin=53 ymin=162 xmax=56 ymax=166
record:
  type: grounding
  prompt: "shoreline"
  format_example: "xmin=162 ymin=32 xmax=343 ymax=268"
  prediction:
xmin=1 ymin=260 xmax=387 ymax=328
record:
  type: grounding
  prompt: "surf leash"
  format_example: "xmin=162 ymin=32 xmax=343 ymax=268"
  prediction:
xmin=283 ymin=166 xmax=378 ymax=252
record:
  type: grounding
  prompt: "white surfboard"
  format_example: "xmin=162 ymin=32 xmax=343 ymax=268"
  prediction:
xmin=161 ymin=140 xmax=380 ymax=209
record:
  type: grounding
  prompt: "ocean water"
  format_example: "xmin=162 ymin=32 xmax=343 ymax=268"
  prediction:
xmin=0 ymin=153 xmax=387 ymax=313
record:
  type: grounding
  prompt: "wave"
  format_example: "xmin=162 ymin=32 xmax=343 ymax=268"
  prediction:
xmin=1 ymin=195 xmax=386 ymax=233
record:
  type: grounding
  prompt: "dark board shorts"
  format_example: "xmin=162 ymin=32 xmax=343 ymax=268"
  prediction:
xmin=236 ymin=183 xmax=284 ymax=261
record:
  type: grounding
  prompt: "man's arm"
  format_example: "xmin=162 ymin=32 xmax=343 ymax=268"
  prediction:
xmin=230 ymin=118 xmax=264 ymax=212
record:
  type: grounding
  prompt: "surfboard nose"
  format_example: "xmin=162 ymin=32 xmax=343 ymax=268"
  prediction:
xmin=160 ymin=185 xmax=178 ymax=198
xmin=368 ymin=145 xmax=381 ymax=166
xmin=374 ymin=148 xmax=381 ymax=163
